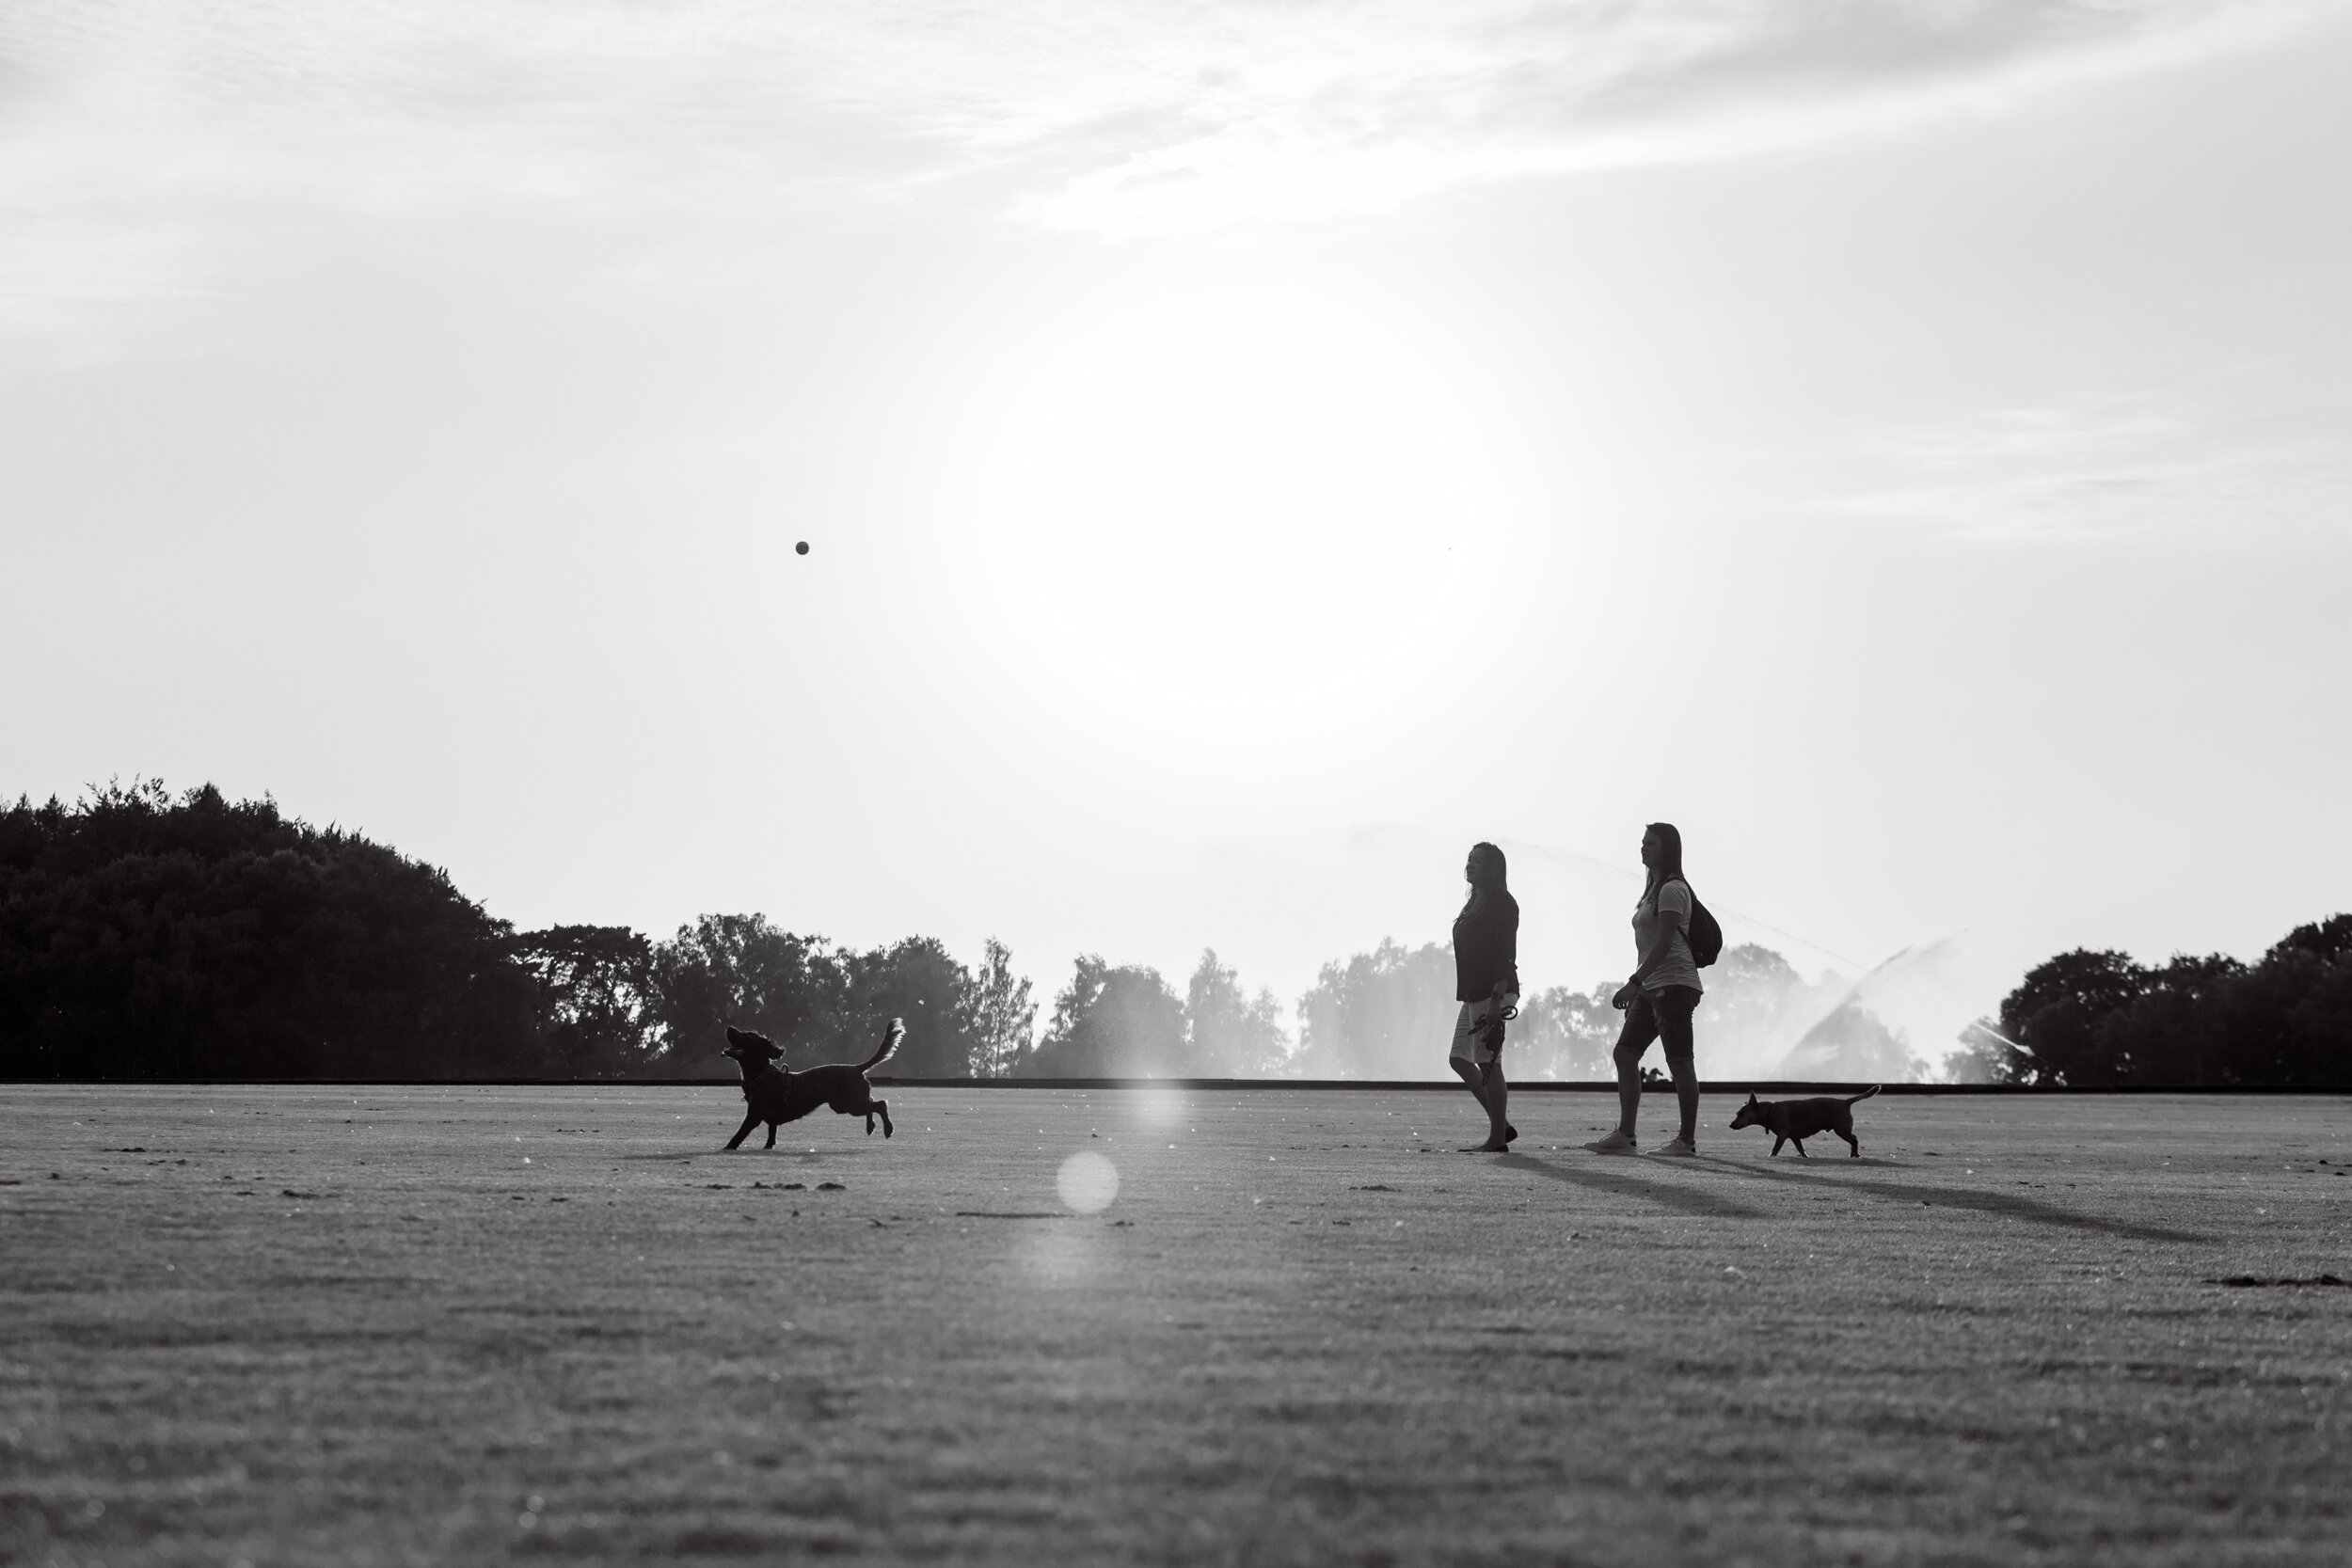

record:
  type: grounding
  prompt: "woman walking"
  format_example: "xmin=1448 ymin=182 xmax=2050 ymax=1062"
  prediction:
xmin=1586 ymin=823 xmax=1703 ymax=1157
xmin=1450 ymin=841 xmax=1520 ymax=1153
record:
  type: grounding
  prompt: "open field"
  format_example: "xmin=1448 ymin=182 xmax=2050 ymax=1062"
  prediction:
xmin=3 ymin=1085 xmax=2348 ymax=1567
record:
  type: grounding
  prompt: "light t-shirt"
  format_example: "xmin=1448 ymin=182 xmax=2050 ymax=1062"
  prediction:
xmin=1633 ymin=879 xmax=1704 ymax=995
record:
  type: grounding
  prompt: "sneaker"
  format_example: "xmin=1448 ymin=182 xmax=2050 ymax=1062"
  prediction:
xmin=1582 ymin=1131 xmax=1638 ymax=1155
xmin=1649 ymin=1135 xmax=1698 ymax=1158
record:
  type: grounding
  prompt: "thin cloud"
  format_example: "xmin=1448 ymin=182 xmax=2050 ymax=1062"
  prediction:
xmin=1837 ymin=400 xmax=2352 ymax=546
xmin=0 ymin=0 xmax=2336 ymax=341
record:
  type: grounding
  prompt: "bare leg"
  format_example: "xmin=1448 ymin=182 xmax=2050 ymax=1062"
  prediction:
xmin=1452 ymin=1059 xmax=1498 ymax=1148
xmin=1613 ymin=1048 xmax=1643 ymax=1139
xmin=1669 ymin=1056 xmax=1699 ymax=1145
xmin=1484 ymin=1062 xmax=1511 ymax=1150
xmin=1609 ymin=993 xmax=1661 ymax=1141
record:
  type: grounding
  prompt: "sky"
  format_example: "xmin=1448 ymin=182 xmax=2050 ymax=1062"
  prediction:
xmin=5 ymin=0 xmax=2349 ymax=1072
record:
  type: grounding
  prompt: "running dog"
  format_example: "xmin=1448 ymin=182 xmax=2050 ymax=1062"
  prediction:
xmin=720 ymin=1019 xmax=903 ymax=1149
xmin=1727 ymin=1085 xmax=1880 ymax=1158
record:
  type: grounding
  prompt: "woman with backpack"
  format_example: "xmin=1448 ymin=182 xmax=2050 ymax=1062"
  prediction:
xmin=1586 ymin=822 xmax=1712 ymax=1157
xmin=1450 ymin=841 xmax=1520 ymax=1152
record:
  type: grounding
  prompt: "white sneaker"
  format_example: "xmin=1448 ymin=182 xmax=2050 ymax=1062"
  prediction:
xmin=1582 ymin=1131 xmax=1638 ymax=1155
xmin=1649 ymin=1135 xmax=1698 ymax=1158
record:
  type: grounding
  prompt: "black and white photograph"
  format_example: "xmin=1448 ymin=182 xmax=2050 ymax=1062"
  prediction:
xmin=3 ymin=1 xmax=2347 ymax=1562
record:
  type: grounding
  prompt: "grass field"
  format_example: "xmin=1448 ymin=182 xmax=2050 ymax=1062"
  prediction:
xmin=3 ymin=1084 xmax=2348 ymax=1567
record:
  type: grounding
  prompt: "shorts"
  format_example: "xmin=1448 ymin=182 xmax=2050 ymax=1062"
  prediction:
xmin=1449 ymin=1000 xmax=1508 ymax=1068
xmin=1613 ymin=985 xmax=1699 ymax=1069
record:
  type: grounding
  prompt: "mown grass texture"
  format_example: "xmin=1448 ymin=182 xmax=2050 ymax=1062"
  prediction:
xmin=2 ymin=1085 xmax=2347 ymax=1566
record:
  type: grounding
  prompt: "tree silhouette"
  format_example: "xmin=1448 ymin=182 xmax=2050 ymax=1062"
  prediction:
xmin=842 ymin=936 xmax=981 ymax=1076
xmin=1 ymin=781 xmax=536 ymax=1079
xmin=516 ymin=926 xmax=658 ymax=1079
xmin=1184 ymin=949 xmax=1290 ymax=1076
xmin=1018 ymin=956 xmax=1188 ymax=1077
xmin=1293 ymin=939 xmax=1454 ymax=1080
xmin=962 ymin=937 xmax=1036 ymax=1077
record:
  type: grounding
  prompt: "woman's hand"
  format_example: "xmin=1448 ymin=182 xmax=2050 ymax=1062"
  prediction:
xmin=1470 ymin=998 xmax=1508 ymax=1053
xmin=1612 ymin=981 xmax=1636 ymax=1010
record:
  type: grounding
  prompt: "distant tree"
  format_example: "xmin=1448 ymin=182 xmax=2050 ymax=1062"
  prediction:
xmin=2269 ymin=915 xmax=2352 ymax=965
xmin=1776 ymin=999 xmax=1929 ymax=1083
xmin=961 ymin=937 xmax=1036 ymax=1078
xmin=1507 ymin=984 xmax=1620 ymax=1081
xmin=516 ymin=925 xmax=658 ymax=1078
xmin=1017 ymin=956 xmax=1188 ymax=1077
xmin=1293 ymin=939 xmax=1455 ymax=1080
xmin=1184 ymin=949 xmax=1291 ymax=1076
xmin=2244 ymin=917 xmax=2352 ymax=1085
xmin=2099 ymin=954 xmax=2245 ymax=1085
xmin=2223 ymin=944 xmax=2344 ymax=1086
xmin=1995 ymin=949 xmax=2150 ymax=1085
xmin=841 ymin=936 xmax=980 ymax=1076
xmin=1943 ymin=1019 xmax=2022 ymax=1084
xmin=0 ymin=780 xmax=537 ymax=1079
xmin=1989 ymin=922 xmax=2352 ymax=1086
xmin=644 ymin=914 xmax=847 ymax=1072
xmin=1696 ymin=944 xmax=1810 ymax=1061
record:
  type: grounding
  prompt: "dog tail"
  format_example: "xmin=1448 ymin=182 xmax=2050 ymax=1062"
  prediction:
xmin=1846 ymin=1084 xmax=1882 ymax=1105
xmin=859 ymin=1018 xmax=906 ymax=1072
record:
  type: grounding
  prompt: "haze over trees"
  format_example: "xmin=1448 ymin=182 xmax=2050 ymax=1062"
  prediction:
xmin=1286 ymin=938 xmax=1925 ymax=1084
xmin=4 ymin=783 xmax=2343 ymax=1084
xmin=1011 ymin=950 xmax=1289 ymax=1078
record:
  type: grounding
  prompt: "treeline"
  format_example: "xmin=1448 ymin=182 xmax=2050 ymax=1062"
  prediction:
xmin=6 ymin=781 xmax=1908 ymax=1084
xmin=0 ymin=782 xmax=1319 ymax=1082
xmin=13 ymin=782 xmax=2341 ymax=1085
xmin=1953 ymin=917 xmax=2352 ymax=1086
xmin=0 ymin=783 xmax=1039 ymax=1080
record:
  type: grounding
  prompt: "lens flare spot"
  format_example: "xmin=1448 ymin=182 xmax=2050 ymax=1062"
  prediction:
xmin=1057 ymin=1151 xmax=1120 ymax=1214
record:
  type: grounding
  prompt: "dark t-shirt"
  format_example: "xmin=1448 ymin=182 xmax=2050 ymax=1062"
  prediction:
xmin=1453 ymin=891 xmax=1520 ymax=1004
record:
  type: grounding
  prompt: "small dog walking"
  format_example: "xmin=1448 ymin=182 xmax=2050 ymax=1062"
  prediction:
xmin=721 ymin=1019 xmax=904 ymax=1149
xmin=1728 ymin=1085 xmax=1881 ymax=1158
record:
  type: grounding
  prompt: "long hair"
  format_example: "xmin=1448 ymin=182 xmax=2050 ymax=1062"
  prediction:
xmin=1463 ymin=841 xmax=1508 ymax=914
xmin=1642 ymin=822 xmax=1684 ymax=901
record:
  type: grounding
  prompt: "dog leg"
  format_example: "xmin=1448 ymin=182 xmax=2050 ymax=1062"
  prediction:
xmin=1771 ymin=1134 xmax=1786 ymax=1156
xmin=1841 ymin=1131 xmax=1860 ymax=1157
xmin=765 ymin=1123 xmax=779 ymax=1149
xmin=876 ymin=1099 xmax=892 ymax=1139
xmin=1792 ymin=1138 xmax=1809 ymax=1158
xmin=725 ymin=1112 xmax=760 ymax=1151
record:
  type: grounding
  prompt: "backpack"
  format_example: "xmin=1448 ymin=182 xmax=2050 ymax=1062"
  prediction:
xmin=1671 ymin=878 xmax=1724 ymax=969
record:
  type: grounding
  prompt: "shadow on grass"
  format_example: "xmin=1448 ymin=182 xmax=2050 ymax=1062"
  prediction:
xmin=616 ymin=1148 xmax=859 ymax=1162
xmin=1695 ymin=1157 xmax=2206 ymax=1243
xmin=1498 ymin=1153 xmax=1765 ymax=1219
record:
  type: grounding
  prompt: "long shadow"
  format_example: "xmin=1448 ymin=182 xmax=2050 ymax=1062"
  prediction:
xmin=614 ymin=1148 xmax=854 ymax=1162
xmin=1695 ymin=1156 xmax=2207 ymax=1244
xmin=1499 ymin=1153 xmax=1765 ymax=1219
